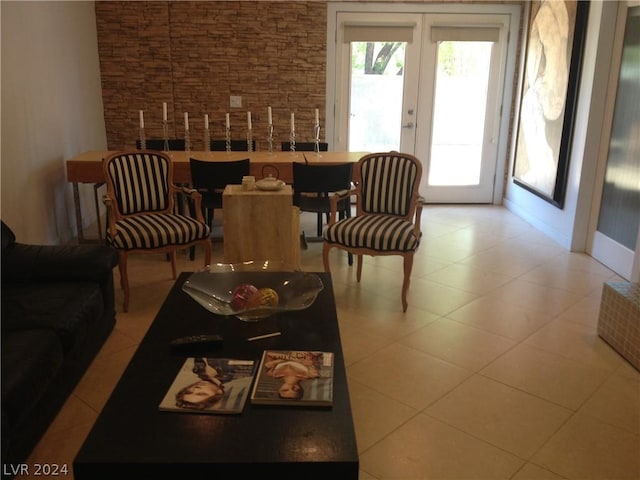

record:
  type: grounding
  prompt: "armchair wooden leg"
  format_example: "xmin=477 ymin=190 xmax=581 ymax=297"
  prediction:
xmin=118 ymin=252 xmax=130 ymax=313
xmin=203 ymin=238 xmax=212 ymax=266
xmin=356 ymin=255 xmax=363 ymax=282
xmin=170 ymin=250 xmax=177 ymax=279
xmin=401 ymin=253 xmax=414 ymax=312
xmin=322 ymin=243 xmax=332 ymax=272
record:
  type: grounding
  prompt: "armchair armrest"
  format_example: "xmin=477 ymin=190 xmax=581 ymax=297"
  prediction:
xmin=2 ymin=243 xmax=118 ymax=284
xmin=327 ymin=184 xmax=359 ymax=226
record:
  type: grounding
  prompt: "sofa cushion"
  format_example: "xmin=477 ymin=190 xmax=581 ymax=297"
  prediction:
xmin=1 ymin=329 xmax=64 ymax=433
xmin=1 ymin=282 xmax=104 ymax=353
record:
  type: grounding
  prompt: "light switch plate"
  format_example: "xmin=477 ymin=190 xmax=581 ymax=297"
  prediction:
xmin=230 ymin=96 xmax=242 ymax=108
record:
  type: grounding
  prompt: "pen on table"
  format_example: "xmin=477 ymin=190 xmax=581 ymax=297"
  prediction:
xmin=247 ymin=332 xmax=281 ymax=342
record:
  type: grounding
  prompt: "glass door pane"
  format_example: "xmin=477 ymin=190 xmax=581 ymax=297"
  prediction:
xmin=349 ymin=42 xmax=406 ymax=151
xmin=428 ymin=41 xmax=493 ymax=186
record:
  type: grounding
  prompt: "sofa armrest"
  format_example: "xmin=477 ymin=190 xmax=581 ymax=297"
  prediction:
xmin=2 ymin=243 xmax=118 ymax=284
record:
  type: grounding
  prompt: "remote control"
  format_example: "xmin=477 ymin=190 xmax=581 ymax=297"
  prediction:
xmin=170 ymin=334 xmax=223 ymax=350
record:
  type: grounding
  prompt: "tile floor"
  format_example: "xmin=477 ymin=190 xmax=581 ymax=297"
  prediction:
xmin=21 ymin=205 xmax=640 ymax=479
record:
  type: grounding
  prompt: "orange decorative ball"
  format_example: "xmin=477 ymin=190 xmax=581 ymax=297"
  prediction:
xmin=246 ymin=288 xmax=279 ymax=309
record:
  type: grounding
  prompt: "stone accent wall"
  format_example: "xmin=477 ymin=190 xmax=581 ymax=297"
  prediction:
xmin=96 ymin=1 xmax=327 ymax=150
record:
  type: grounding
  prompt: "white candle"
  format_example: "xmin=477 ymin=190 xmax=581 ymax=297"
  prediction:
xmin=291 ymin=112 xmax=295 ymax=132
xmin=247 ymin=111 xmax=252 ymax=130
xmin=267 ymin=106 xmax=272 ymax=125
xmin=184 ymin=112 xmax=189 ymax=130
xmin=204 ymin=114 xmax=209 ymax=130
xmin=226 ymin=113 xmax=230 ymax=129
xmin=139 ymin=110 xmax=144 ymax=129
xmin=315 ymin=108 xmax=319 ymax=125
xmin=162 ymin=102 xmax=167 ymax=122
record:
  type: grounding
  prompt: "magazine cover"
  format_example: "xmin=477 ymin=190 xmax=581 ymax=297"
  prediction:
xmin=159 ymin=357 xmax=256 ymax=414
xmin=250 ymin=350 xmax=334 ymax=407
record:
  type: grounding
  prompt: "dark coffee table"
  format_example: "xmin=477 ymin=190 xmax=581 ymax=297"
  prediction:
xmin=73 ymin=272 xmax=358 ymax=479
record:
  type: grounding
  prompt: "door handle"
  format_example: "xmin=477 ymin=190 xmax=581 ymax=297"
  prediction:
xmin=402 ymin=122 xmax=415 ymax=129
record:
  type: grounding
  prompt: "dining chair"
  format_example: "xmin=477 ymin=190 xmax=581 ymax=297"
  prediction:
xmin=188 ymin=157 xmax=251 ymax=259
xmin=136 ymin=139 xmax=186 ymax=151
xmin=210 ymin=140 xmax=256 ymax=151
xmin=102 ymin=151 xmax=212 ymax=312
xmin=281 ymin=141 xmax=328 ymax=152
xmin=322 ymin=152 xmax=423 ymax=312
xmin=293 ymin=161 xmax=354 ymax=265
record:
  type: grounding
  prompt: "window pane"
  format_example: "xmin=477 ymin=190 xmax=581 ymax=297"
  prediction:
xmin=429 ymin=41 xmax=492 ymax=186
xmin=349 ymin=42 xmax=406 ymax=152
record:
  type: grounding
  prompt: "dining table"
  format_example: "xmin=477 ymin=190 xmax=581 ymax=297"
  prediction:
xmin=66 ymin=150 xmax=365 ymax=243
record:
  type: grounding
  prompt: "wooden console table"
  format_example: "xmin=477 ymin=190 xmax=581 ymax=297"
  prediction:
xmin=222 ymin=184 xmax=300 ymax=266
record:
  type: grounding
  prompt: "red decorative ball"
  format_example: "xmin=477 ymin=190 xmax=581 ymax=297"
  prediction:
xmin=231 ymin=284 xmax=258 ymax=310
xmin=246 ymin=288 xmax=279 ymax=309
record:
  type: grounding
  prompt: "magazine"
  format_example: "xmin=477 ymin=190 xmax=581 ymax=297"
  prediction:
xmin=250 ymin=350 xmax=334 ymax=407
xmin=159 ymin=357 xmax=256 ymax=414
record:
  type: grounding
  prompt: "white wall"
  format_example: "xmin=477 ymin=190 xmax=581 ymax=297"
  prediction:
xmin=504 ymin=1 xmax=617 ymax=251
xmin=1 ymin=1 xmax=106 ymax=244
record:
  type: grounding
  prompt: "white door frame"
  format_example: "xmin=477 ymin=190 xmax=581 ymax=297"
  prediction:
xmin=326 ymin=2 xmax=521 ymax=204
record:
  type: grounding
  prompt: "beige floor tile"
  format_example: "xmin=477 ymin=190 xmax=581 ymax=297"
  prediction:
xmin=425 ymin=375 xmax=572 ymax=458
xmin=359 ymin=413 xmax=524 ymax=479
xmin=347 ymin=378 xmax=418 ymax=453
xmin=41 ymin=394 xmax=97 ymax=435
xmin=524 ymin=319 xmax=626 ymax=371
xmin=511 ymin=462 xmax=566 ymax=480
xmin=339 ymin=321 xmax=397 ymax=367
xmin=481 ymin=343 xmax=611 ymax=410
xmin=446 ymin=296 xmax=554 ymax=341
xmin=533 ymin=412 xmax=640 ymax=480
xmin=487 ymin=279 xmax=584 ymax=317
xmin=338 ymin=304 xmax=440 ymax=341
xmin=397 ymin=277 xmax=479 ymax=316
xmin=347 ymin=343 xmax=472 ymax=411
xmin=73 ymin=345 xmax=138 ymax=412
xmin=579 ymin=372 xmax=640 ymax=435
xmin=555 ymin=293 xmax=603 ymax=328
xmin=519 ymin=263 xmax=615 ymax=296
xmin=400 ymin=317 xmax=516 ymax=371
xmin=20 ymin=422 xmax=94 ymax=480
xmin=424 ymin=262 xmax=513 ymax=295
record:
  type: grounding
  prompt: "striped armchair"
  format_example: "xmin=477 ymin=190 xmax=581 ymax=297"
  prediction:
xmin=322 ymin=152 xmax=423 ymax=312
xmin=102 ymin=151 xmax=212 ymax=311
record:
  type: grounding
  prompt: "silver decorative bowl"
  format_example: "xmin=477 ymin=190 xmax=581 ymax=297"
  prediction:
xmin=182 ymin=260 xmax=324 ymax=321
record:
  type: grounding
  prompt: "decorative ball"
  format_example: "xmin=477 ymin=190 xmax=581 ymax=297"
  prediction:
xmin=246 ymin=287 xmax=279 ymax=309
xmin=231 ymin=284 xmax=258 ymax=310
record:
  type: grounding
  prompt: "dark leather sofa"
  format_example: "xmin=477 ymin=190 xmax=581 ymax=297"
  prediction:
xmin=1 ymin=221 xmax=118 ymax=470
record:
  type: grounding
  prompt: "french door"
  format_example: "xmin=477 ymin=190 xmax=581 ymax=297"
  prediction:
xmin=588 ymin=2 xmax=640 ymax=281
xmin=329 ymin=6 xmax=519 ymax=203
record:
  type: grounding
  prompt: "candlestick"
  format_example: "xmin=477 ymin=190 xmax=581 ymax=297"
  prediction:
xmin=139 ymin=110 xmax=145 ymax=129
xmin=247 ymin=127 xmax=253 ymax=152
xmin=162 ymin=120 xmax=169 ymax=151
xmin=225 ymin=126 xmax=231 ymax=152
xmin=204 ymin=114 xmax=210 ymax=151
xmin=138 ymin=126 xmax=146 ymax=150
xmin=267 ymin=123 xmax=274 ymax=153
xmin=162 ymin=102 xmax=167 ymax=122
